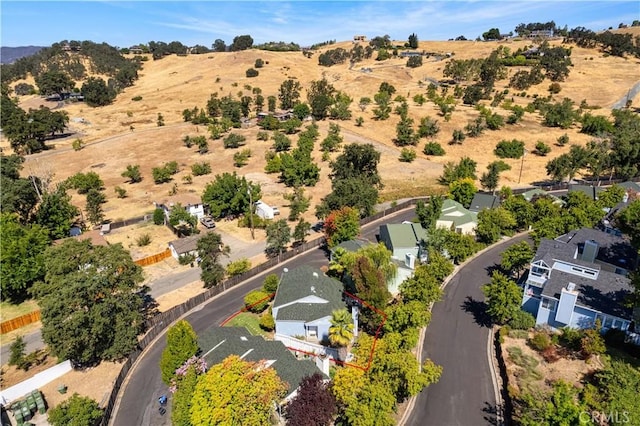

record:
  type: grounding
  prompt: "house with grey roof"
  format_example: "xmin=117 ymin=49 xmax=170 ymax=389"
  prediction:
xmin=436 ymin=198 xmax=478 ymax=235
xmin=272 ymin=266 xmax=351 ymax=342
xmin=468 ymin=192 xmax=501 ymax=213
xmin=329 ymin=238 xmax=372 ymax=262
xmin=522 ymin=228 xmax=637 ymax=335
xmin=198 ymin=327 xmax=326 ymax=401
xmin=168 ymin=233 xmax=202 ymax=260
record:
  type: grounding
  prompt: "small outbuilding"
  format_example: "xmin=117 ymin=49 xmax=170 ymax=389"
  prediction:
xmin=254 ymin=200 xmax=275 ymax=220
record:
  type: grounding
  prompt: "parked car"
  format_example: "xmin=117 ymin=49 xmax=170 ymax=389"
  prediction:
xmin=311 ymin=221 xmax=325 ymax=232
xmin=200 ymin=216 xmax=216 ymax=229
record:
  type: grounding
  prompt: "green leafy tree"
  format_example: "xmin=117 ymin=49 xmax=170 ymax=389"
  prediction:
xmin=293 ymin=219 xmax=311 ymax=245
xmin=48 ymin=394 xmax=103 ymax=426
xmin=501 ymin=241 xmax=534 ymax=278
xmin=230 ymin=34 xmax=254 ymax=51
xmin=265 ymin=219 xmax=291 ymax=257
xmin=190 ymin=355 xmax=286 ymax=425
xmin=307 ymin=78 xmax=336 ymax=119
xmin=284 ymin=186 xmax=311 ymax=221
xmin=543 ymin=98 xmax=578 ymax=128
xmin=201 ymin=172 xmax=261 ymax=219
xmin=373 ymin=90 xmax=392 ymax=120
xmin=169 ymin=203 xmax=197 ymax=236
xmin=329 ymin=308 xmax=354 ymax=361
xmin=400 ymin=264 xmax=444 ymax=306
xmin=160 ymin=320 xmax=199 ymax=384
xmin=415 ymin=196 xmax=443 ymax=231
xmin=1 ymin=213 xmax=50 ymax=303
xmin=197 ymin=232 xmax=230 ymax=288
xmin=121 ymin=164 xmax=142 ymax=183
xmin=320 ymin=123 xmax=343 ymax=152
xmin=34 ymin=186 xmax=79 ymax=239
xmin=8 ymin=336 xmax=26 ymax=368
xmin=35 ymin=70 xmax=74 ymax=95
xmin=81 ymin=77 xmax=116 ymax=107
xmin=263 ymin=274 xmax=280 ymax=293
xmin=226 ymin=258 xmax=251 ymax=277
xmin=438 ymin=157 xmax=477 ymax=185
xmin=171 ymin=360 xmax=203 ymax=426
xmin=324 ymin=207 xmax=360 ymax=248
xmin=33 ymin=240 xmax=145 ymax=364
xmin=351 ymin=256 xmax=391 ymax=332
xmin=0 ymin=154 xmax=40 ymax=222
xmin=395 ymin=115 xmax=418 ymax=146
xmin=85 ymin=188 xmax=106 ymax=225
xmin=278 ymin=78 xmax=302 ymax=110
xmin=615 ymin=199 xmax=640 ymax=248
xmin=476 ymin=207 xmax=517 ymax=244
xmin=481 ymin=271 xmax=522 ymax=325
xmin=66 ymin=171 xmax=104 ymax=194
xmin=331 ymin=143 xmax=381 ymax=186
xmin=449 ymin=178 xmax=477 ymax=208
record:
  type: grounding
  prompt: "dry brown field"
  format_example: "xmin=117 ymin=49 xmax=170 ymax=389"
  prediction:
xmin=3 ymin=36 xmax=639 ymax=236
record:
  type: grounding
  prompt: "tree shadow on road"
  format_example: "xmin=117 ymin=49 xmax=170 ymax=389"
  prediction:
xmin=485 ymin=263 xmax=504 ymax=277
xmin=482 ymin=401 xmax=499 ymax=425
xmin=461 ymin=296 xmax=493 ymax=328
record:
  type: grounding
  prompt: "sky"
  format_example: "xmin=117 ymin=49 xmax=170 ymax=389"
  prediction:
xmin=1 ymin=1 xmax=638 ymax=48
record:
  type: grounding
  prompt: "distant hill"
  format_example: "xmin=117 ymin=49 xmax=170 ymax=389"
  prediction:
xmin=1 ymin=46 xmax=46 ymax=64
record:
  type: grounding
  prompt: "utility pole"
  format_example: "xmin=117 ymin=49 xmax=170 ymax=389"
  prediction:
xmin=247 ymin=188 xmax=255 ymax=240
xmin=518 ymin=149 xmax=528 ymax=184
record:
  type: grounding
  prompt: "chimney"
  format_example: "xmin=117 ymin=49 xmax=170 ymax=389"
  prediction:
xmin=581 ymin=240 xmax=599 ymax=263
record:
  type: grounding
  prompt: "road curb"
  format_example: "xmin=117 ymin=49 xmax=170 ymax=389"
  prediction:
xmin=398 ymin=231 xmax=530 ymax=426
xmin=109 ymin=205 xmax=416 ymax=425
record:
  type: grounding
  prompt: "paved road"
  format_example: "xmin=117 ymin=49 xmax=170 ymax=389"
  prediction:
xmin=111 ymin=208 xmax=414 ymax=426
xmin=406 ymin=234 xmax=529 ymax=426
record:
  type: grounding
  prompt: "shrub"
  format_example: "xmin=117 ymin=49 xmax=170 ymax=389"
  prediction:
xmin=423 ymin=142 xmax=445 ymax=156
xmin=136 ymin=233 xmax=151 ymax=247
xmin=559 ymin=327 xmax=583 ymax=352
xmin=529 ymin=331 xmax=552 ymax=351
xmin=508 ymin=329 xmax=529 ymax=339
xmin=178 ymin=253 xmax=196 ymax=265
xmin=484 ymin=113 xmax=504 ymax=130
xmin=72 ymin=138 xmax=84 ymax=151
xmin=494 ymin=139 xmax=525 ymax=158
xmin=131 ymin=95 xmax=142 ymax=101
xmin=191 ymin=161 xmax=212 ymax=176
xmin=406 ymin=56 xmax=423 ymax=68
xmin=246 ymin=68 xmax=259 ymax=77
xmin=153 ymin=208 xmax=165 ymax=225
xmin=534 ymin=141 xmax=551 ymax=156
xmin=226 ymin=258 xmax=251 ymax=277
xmin=255 ymin=58 xmax=264 ymax=68
xmin=263 ymin=273 xmax=280 ymax=293
xmin=399 ymin=148 xmax=417 ymax=162
xmin=244 ymin=290 xmax=270 ymax=313
xmin=257 ymin=131 xmax=269 ymax=141
xmin=541 ymin=346 xmax=561 ymax=363
xmin=152 ymin=166 xmax=172 ymax=184
xmin=548 ymin=82 xmax=562 ymax=94
xmin=233 ymin=149 xmax=252 ymax=167
xmin=580 ymin=113 xmax=614 ymax=135
xmin=9 ymin=336 xmax=26 ymax=368
xmin=114 ymin=186 xmax=127 ymax=198
xmin=238 ymin=213 xmax=269 ymax=229
xmin=557 ymin=133 xmax=569 ymax=146
xmin=259 ymin=309 xmax=275 ymax=331
xmin=508 ymin=311 xmax=536 ymax=330
xmin=451 ymin=129 xmax=466 ymax=144
xmin=272 ymin=132 xmax=292 ymax=152
xmin=223 ymin=133 xmax=247 ymax=148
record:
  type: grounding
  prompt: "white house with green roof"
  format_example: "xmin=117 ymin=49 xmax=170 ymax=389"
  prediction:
xmin=378 ymin=222 xmax=428 ymax=262
xmin=272 ymin=266 xmax=351 ymax=342
xmin=436 ymin=198 xmax=478 ymax=235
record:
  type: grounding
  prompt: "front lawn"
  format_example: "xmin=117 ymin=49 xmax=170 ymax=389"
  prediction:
xmin=224 ymin=312 xmax=264 ymax=336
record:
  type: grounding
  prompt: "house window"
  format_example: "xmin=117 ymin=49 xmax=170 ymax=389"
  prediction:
xmin=541 ymin=298 xmax=557 ymax=311
xmin=603 ymin=317 xmax=613 ymax=329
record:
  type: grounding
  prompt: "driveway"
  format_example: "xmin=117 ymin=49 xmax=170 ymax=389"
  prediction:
xmin=405 ymin=234 xmax=530 ymax=426
xmin=111 ymin=208 xmax=416 ymax=425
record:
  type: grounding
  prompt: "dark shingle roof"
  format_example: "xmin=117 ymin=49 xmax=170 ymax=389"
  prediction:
xmin=541 ymin=270 xmax=633 ymax=319
xmin=618 ymin=181 xmax=640 ymax=192
xmin=534 ymin=227 xmax=636 ymax=319
xmin=272 ymin=266 xmax=345 ymax=322
xmin=198 ymin=327 xmax=324 ymax=396
xmin=333 ymin=239 xmax=372 ymax=254
xmin=468 ymin=193 xmax=500 ymax=212
xmin=168 ymin=234 xmax=201 ymax=255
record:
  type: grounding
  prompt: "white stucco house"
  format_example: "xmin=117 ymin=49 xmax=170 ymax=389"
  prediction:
xmin=155 ymin=193 xmax=205 ymax=220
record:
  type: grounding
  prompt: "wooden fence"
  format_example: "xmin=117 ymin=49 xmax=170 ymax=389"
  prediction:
xmin=134 ymin=248 xmax=172 ymax=267
xmin=100 ymin=235 xmax=326 ymax=425
xmin=1 ymin=311 xmax=41 ymax=334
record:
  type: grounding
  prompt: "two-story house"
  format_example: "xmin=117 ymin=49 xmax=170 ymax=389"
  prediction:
xmin=522 ymin=228 xmax=637 ymax=332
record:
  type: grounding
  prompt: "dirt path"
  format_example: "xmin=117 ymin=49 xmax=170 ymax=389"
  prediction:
xmin=611 ymin=80 xmax=640 ymax=109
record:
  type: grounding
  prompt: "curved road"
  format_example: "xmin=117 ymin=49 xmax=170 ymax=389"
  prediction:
xmin=406 ymin=234 xmax=529 ymax=426
xmin=111 ymin=208 xmax=416 ymax=426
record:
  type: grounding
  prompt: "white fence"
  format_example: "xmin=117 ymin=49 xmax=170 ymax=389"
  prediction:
xmin=274 ymin=334 xmax=339 ymax=360
xmin=0 ymin=360 xmax=72 ymax=405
